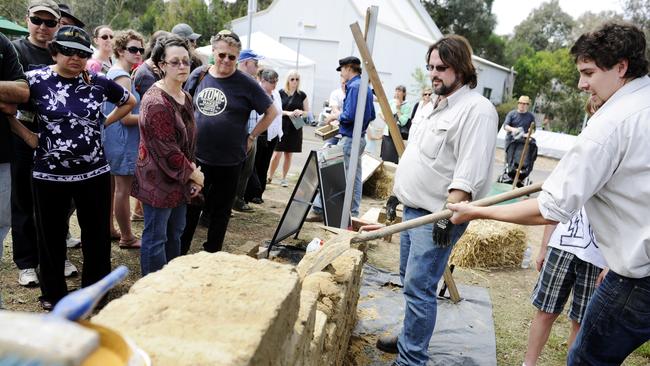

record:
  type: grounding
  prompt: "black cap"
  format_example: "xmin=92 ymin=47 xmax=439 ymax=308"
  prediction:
xmin=336 ymin=56 xmax=361 ymax=71
xmin=58 ymin=4 xmax=85 ymax=28
xmin=53 ymin=26 xmax=93 ymax=54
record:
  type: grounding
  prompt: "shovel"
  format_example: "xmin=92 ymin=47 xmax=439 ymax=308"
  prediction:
xmin=297 ymin=182 xmax=542 ymax=279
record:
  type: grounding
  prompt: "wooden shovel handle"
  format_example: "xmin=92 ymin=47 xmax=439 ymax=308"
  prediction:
xmin=350 ymin=182 xmax=543 ymax=243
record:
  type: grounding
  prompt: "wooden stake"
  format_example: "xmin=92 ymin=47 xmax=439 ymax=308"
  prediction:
xmin=512 ymin=124 xmax=535 ymax=189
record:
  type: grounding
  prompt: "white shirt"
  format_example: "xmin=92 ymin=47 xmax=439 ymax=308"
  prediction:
xmin=538 ymin=76 xmax=650 ymax=278
xmin=548 ymin=208 xmax=607 ymax=269
xmin=409 ymin=100 xmax=433 ymax=137
xmin=329 ymin=87 xmax=345 ymax=110
xmin=393 ymin=85 xmax=498 ymax=213
xmin=260 ymin=89 xmax=283 ymax=141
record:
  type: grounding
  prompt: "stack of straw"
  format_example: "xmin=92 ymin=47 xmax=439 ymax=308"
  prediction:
xmin=450 ymin=219 xmax=527 ymax=268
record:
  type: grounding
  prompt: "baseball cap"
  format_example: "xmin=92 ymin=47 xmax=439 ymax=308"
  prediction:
xmin=336 ymin=56 xmax=361 ymax=71
xmin=239 ymin=49 xmax=264 ymax=62
xmin=171 ymin=23 xmax=201 ymax=41
xmin=58 ymin=4 xmax=85 ymax=28
xmin=53 ymin=25 xmax=93 ymax=54
xmin=29 ymin=0 xmax=61 ymax=19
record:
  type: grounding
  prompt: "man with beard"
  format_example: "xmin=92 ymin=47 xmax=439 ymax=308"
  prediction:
xmin=376 ymin=35 xmax=498 ymax=365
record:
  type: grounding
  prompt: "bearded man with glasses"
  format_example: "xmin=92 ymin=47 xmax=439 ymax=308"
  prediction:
xmin=179 ymin=30 xmax=278 ymax=255
xmin=376 ymin=35 xmax=498 ymax=365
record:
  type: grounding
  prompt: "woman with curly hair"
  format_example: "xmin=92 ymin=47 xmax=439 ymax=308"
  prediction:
xmin=132 ymin=35 xmax=203 ymax=275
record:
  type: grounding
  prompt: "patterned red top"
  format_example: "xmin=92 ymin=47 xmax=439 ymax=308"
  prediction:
xmin=132 ymin=85 xmax=196 ymax=208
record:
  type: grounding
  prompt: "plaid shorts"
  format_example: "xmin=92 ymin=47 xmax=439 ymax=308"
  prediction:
xmin=531 ymin=246 xmax=601 ymax=323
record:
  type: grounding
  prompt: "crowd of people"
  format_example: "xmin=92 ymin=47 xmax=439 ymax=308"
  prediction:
xmin=1 ymin=1 xmax=649 ymax=365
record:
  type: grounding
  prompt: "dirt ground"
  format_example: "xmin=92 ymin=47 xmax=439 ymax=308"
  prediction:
xmin=1 ymin=152 xmax=649 ymax=365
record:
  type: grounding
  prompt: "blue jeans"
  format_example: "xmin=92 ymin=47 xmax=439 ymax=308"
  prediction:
xmin=0 ymin=163 xmax=10 ymax=308
xmin=141 ymin=203 xmax=186 ymax=276
xmin=568 ymin=271 xmax=650 ymax=365
xmin=396 ymin=206 xmax=468 ymax=366
xmin=313 ymin=135 xmax=366 ymax=217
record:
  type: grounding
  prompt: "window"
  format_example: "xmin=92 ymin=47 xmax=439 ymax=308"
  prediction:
xmin=482 ymin=87 xmax=492 ymax=99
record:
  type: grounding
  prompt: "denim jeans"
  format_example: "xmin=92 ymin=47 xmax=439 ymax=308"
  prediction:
xmin=568 ymin=271 xmax=650 ymax=365
xmin=313 ymin=135 xmax=365 ymax=217
xmin=141 ymin=203 xmax=186 ymax=276
xmin=0 ymin=163 xmax=10 ymax=309
xmin=396 ymin=206 xmax=468 ymax=366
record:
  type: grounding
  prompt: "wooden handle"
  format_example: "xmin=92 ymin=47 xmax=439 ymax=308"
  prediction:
xmin=350 ymin=182 xmax=543 ymax=243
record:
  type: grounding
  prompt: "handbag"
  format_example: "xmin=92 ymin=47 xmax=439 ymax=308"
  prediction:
xmin=396 ymin=113 xmax=412 ymax=140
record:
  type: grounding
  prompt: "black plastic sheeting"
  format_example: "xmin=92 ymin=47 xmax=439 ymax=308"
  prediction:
xmin=353 ymin=264 xmax=497 ymax=366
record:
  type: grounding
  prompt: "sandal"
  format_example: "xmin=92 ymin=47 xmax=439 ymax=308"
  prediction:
xmin=131 ymin=213 xmax=144 ymax=222
xmin=118 ymin=238 xmax=141 ymax=249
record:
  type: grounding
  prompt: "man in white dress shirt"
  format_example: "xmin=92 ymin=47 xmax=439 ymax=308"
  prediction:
xmin=449 ymin=22 xmax=650 ymax=365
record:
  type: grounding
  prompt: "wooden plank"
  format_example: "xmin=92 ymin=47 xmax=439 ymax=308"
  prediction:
xmin=350 ymin=22 xmax=406 ymax=156
xmin=443 ymin=266 xmax=461 ymax=303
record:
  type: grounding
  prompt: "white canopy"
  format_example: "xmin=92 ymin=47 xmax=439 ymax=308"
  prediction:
xmin=496 ymin=127 xmax=578 ymax=160
xmin=196 ymin=32 xmax=317 ymax=109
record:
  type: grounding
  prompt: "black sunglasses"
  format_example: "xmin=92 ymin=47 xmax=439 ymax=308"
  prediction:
xmin=126 ymin=46 xmax=145 ymax=55
xmin=290 ymin=77 xmax=300 ymax=81
xmin=56 ymin=44 xmax=92 ymax=59
xmin=217 ymin=52 xmax=237 ymax=61
xmin=30 ymin=16 xmax=58 ymax=28
xmin=423 ymin=93 xmax=432 ymax=96
xmin=425 ymin=64 xmax=449 ymax=72
xmin=99 ymin=34 xmax=114 ymax=40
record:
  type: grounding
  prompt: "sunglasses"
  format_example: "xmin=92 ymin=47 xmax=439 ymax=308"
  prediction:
xmin=29 ymin=16 xmax=58 ymax=28
xmin=126 ymin=46 xmax=145 ymax=55
xmin=99 ymin=34 xmax=114 ymax=40
xmin=425 ymin=64 xmax=449 ymax=72
xmin=56 ymin=44 xmax=92 ymax=59
xmin=423 ymin=93 xmax=432 ymax=96
xmin=164 ymin=59 xmax=191 ymax=68
xmin=518 ymin=102 xmax=530 ymax=105
xmin=215 ymin=29 xmax=240 ymax=43
xmin=217 ymin=52 xmax=237 ymax=61
xmin=290 ymin=78 xmax=300 ymax=81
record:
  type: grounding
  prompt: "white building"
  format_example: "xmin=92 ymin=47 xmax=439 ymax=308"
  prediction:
xmin=231 ymin=0 xmax=514 ymax=112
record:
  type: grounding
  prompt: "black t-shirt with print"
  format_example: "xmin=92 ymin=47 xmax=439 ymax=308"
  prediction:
xmin=185 ymin=68 xmax=272 ymax=166
xmin=0 ymin=33 xmax=27 ymax=163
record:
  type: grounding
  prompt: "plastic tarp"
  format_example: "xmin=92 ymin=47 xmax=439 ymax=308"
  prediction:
xmin=353 ymin=264 xmax=497 ymax=366
xmin=195 ymin=31 xmax=317 ymax=106
xmin=497 ymin=127 xmax=578 ymax=160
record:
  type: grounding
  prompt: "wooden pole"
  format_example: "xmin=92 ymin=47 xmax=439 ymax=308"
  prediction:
xmin=350 ymin=22 xmax=406 ymax=156
xmin=512 ymin=124 xmax=535 ymax=189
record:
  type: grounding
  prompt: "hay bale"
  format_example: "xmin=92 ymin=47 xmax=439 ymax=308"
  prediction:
xmin=450 ymin=219 xmax=527 ymax=268
xmin=363 ymin=162 xmax=397 ymax=199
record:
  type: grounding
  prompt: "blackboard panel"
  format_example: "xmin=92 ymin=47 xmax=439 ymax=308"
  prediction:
xmin=319 ymin=161 xmax=348 ymax=228
xmin=270 ymin=151 xmax=320 ymax=246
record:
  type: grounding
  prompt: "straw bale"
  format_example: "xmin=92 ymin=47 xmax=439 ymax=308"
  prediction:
xmin=450 ymin=219 xmax=527 ymax=268
xmin=363 ymin=163 xmax=396 ymax=199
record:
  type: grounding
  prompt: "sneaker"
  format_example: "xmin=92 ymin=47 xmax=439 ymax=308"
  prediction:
xmin=233 ymin=198 xmax=254 ymax=212
xmin=305 ymin=211 xmax=324 ymax=223
xmin=64 ymin=260 xmax=78 ymax=277
xmin=66 ymin=236 xmax=82 ymax=248
xmin=376 ymin=335 xmax=399 ymax=354
xmin=280 ymin=179 xmax=288 ymax=187
xmin=250 ymin=197 xmax=264 ymax=204
xmin=18 ymin=268 xmax=39 ymax=287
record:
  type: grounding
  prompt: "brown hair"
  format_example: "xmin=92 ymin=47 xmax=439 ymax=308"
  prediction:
xmin=210 ymin=29 xmax=242 ymax=51
xmin=112 ymin=29 xmax=145 ymax=59
xmin=571 ymin=22 xmax=648 ymax=79
xmin=426 ymin=35 xmax=477 ymax=89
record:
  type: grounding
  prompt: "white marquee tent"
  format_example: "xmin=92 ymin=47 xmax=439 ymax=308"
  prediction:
xmin=196 ymin=32 xmax=317 ymax=105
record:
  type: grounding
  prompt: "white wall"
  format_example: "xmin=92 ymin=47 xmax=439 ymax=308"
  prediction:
xmin=232 ymin=0 xmax=512 ymax=112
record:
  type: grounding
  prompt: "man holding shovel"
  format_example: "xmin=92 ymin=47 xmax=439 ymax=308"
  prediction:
xmin=449 ymin=23 xmax=650 ymax=365
xmin=376 ymin=35 xmax=498 ymax=365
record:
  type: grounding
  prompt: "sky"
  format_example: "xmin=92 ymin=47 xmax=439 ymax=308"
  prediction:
xmin=492 ymin=0 xmax=625 ymax=35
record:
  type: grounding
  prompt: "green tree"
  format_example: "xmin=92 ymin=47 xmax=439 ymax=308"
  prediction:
xmin=0 ymin=0 xmax=28 ymax=25
xmin=512 ymin=0 xmax=575 ymax=51
xmin=420 ymin=0 xmax=500 ymax=61
xmin=571 ymin=10 xmax=624 ymax=42
xmin=622 ymin=0 xmax=650 ymax=59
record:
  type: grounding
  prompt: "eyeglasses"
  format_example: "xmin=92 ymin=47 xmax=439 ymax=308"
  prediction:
xmin=290 ymin=78 xmax=300 ymax=81
xmin=164 ymin=59 xmax=191 ymax=68
xmin=29 ymin=16 xmax=58 ymax=28
xmin=126 ymin=46 xmax=145 ymax=55
xmin=217 ymin=52 xmax=237 ymax=61
xmin=99 ymin=34 xmax=113 ymax=40
xmin=264 ymin=79 xmax=278 ymax=84
xmin=56 ymin=44 xmax=92 ymax=59
xmin=518 ymin=102 xmax=529 ymax=105
xmin=423 ymin=93 xmax=432 ymax=96
xmin=425 ymin=64 xmax=449 ymax=72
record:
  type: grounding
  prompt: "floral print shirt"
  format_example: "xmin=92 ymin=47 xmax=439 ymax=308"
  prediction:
xmin=25 ymin=66 xmax=129 ymax=182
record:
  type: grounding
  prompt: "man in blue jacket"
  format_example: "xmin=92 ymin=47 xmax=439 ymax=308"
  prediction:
xmin=307 ymin=56 xmax=375 ymax=221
